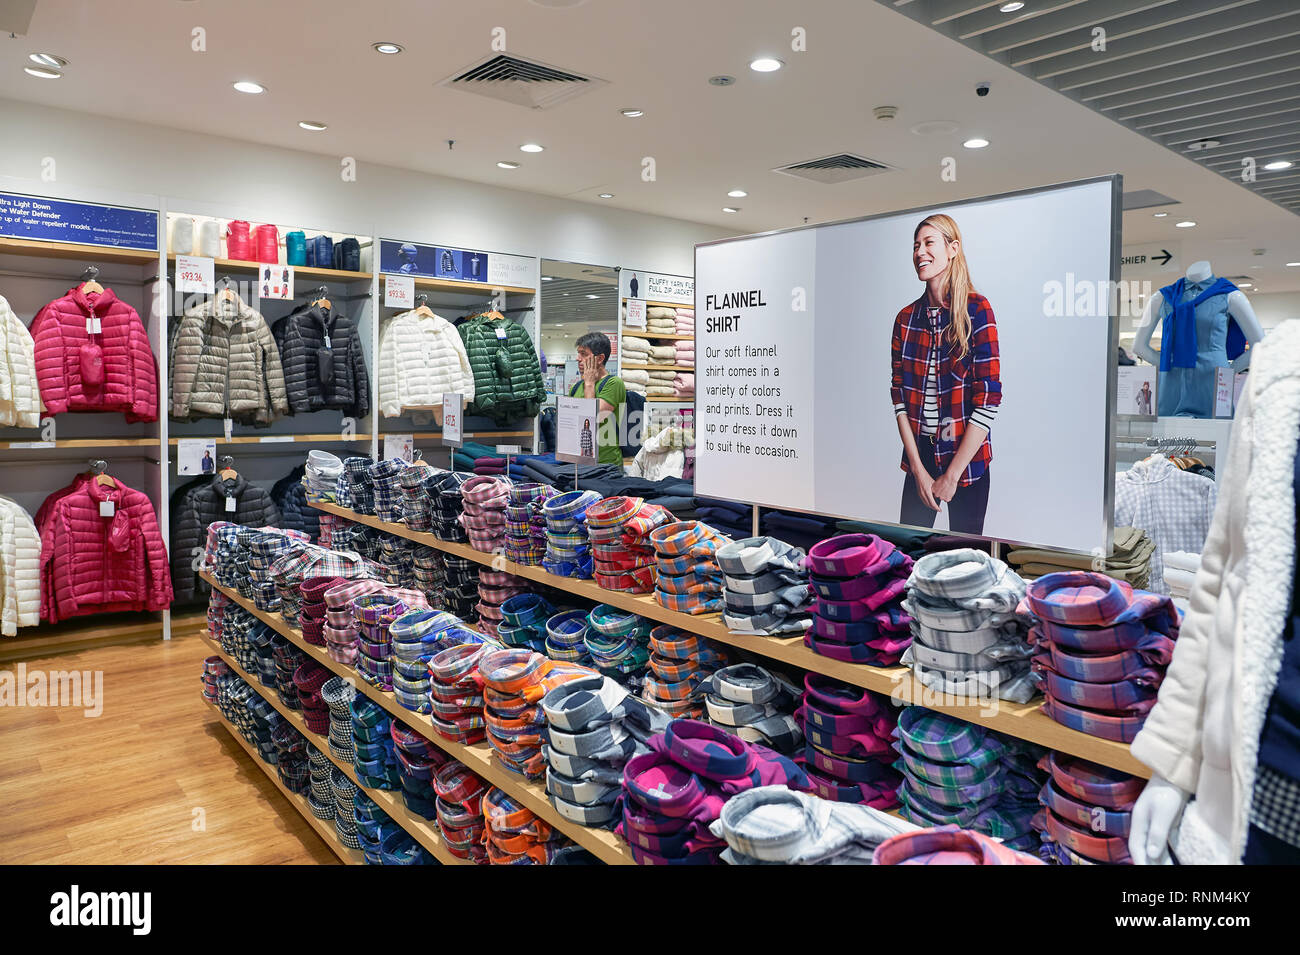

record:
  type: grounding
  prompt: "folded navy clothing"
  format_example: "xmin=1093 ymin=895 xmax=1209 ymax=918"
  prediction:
xmin=694 ymin=497 xmax=751 ymax=521
xmin=762 ymin=511 xmax=837 ymax=535
xmin=647 ymin=495 xmax=697 ymax=518
xmin=835 ymin=520 xmax=932 ymax=558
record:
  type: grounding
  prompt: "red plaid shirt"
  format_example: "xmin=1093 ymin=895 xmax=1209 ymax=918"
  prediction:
xmin=890 ymin=291 xmax=1001 ymax=486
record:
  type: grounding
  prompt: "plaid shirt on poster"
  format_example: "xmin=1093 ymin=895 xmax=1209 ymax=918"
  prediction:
xmin=890 ymin=291 xmax=1001 ymax=487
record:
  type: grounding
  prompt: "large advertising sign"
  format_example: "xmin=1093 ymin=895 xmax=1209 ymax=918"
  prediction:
xmin=694 ymin=177 xmax=1120 ymax=553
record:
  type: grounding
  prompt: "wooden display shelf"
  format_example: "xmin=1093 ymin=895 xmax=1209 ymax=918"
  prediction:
xmin=403 ymin=431 xmax=534 ymax=441
xmin=309 ymin=502 xmax=1150 ymax=778
xmin=621 ymin=298 xmax=692 ymax=310
xmin=166 ymin=253 xmax=369 ymax=284
xmin=201 ymin=572 xmax=634 ymax=864
xmin=379 ymin=273 xmax=535 ymax=297
xmin=0 ymin=237 xmax=159 ymax=266
xmin=621 ymin=328 xmax=693 ymax=341
xmin=167 ymin=433 xmax=372 ymax=446
xmin=0 ymin=611 xmax=205 ymax=663
xmin=2 ymin=437 xmax=158 ymax=450
xmin=206 ymin=706 xmax=364 ymax=864
xmin=620 ymin=363 xmax=694 ymax=372
xmin=199 ymin=633 xmax=469 ymax=866
xmin=645 ymin=397 xmax=693 ymax=403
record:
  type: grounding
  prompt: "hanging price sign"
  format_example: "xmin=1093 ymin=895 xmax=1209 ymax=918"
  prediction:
xmin=176 ymin=255 xmax=214 ymax=294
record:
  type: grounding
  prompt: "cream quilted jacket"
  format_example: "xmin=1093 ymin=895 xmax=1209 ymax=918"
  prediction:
xmin=0 ymin=294 xmax=42 ymax=428
xmin=378 ymin=309 xmax=475 ymax=417
xmin=0 ymin=496 xmax=41 ymax=636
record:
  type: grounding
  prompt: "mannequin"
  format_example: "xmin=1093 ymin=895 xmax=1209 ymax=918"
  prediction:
xmin=1132 ymin=260 xmax=1263 ymax=417
xmin=1129 ymin=319 xmax=1297 ymax=865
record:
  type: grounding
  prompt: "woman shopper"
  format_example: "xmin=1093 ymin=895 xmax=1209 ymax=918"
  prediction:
xmin=889 ymin=214 xmax=1002 ymax=535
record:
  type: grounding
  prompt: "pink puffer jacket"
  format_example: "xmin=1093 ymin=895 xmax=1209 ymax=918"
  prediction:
xmin=39 ymin=477 xmax=172 ymax=622
xmin=31 ymin=286 xmax=159 ymax=421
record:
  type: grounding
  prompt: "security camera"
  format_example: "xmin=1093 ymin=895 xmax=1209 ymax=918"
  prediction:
xmin=976 ymin=82 xmax=990 ymax=97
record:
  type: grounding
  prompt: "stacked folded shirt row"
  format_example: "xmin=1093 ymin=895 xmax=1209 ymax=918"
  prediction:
xmin=475 ymin=569 xmax=532 ymax=640
xmin=892 ymin=706 xmax=1045 ymax=853
xmin=428 ymin=642 xmax=490 ymax=745
xmin=718 ymin=536 xmax=813 ymax=636
xmin=391 ymin=609 xmax=480 ymax=713
xmin=650 ymin=520 xmax=731 ymax=615
xmin=201 ymin=654 xmax=229 ymax=705
xmin=901 ymin=549 xmax=1036 ymax=703
xmin=585 ymin=603 xmax=653 ymax=690
xmin=802 ymin=534 xmax=914 ymax=666
xmin=271 ymin=716 xmax=310 ymax=794
xmin=1034 ymin=751 xmax=1140 ymax=865
xmin=391 ymin=722 xmax=447 ymax=822
xmin=478 ymin=647 xmax=592 ymax=778
xmin=460 ymin=474 xmax=511 ymax=554
xmin=434 ymin=760 xmax=489 ymax=863
xmin=799 ymin=674 xmax=901 ymax=808
xmin=350 ymin=694 xmax=401 ymax=790
xmin=505 ymin=481 xmax=554 ymax=565
xmin=587 ymin=495 xmax=672 ymax=593
xmin=543 ymin=490 xmax=602 ymax=578
xmin=1022 ymin=571 xmax=1181 ymax=743
xmin=483 ymin=786 xmax=572 ymax=864
xmin=642 ymin=626 xmax=728 ymax=720
xmin=699 ymin=663 xmax=803 ymax=755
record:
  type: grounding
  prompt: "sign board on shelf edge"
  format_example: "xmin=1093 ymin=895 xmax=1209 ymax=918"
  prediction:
xmin=176 ymin=254 xmax=214 ymax=295
xmin=384 ymin=273 xmax=414 ymax=309
xmin=442 ymin=393 xmax=464 ymax=448
xmin=556 ymin=395 xmax=599 ymax=465
xmin=624 ymin=298 xmax=647 ymax=330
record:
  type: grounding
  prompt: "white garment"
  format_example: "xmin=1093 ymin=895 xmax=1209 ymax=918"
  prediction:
xmin=0 ymin=496 xmax=41 ymax=635
xmin=1114 ymin=455 xmax=1217 ymax=594
xmin=626 ymin=426 xmax=686 ymax=480
xmin=377 ymin=310 xmax=474 ymax=417
xmin=1130 ymin=319 xmax=1300 ymax=865
xmin=0 ymin=294 xmax=41 ymax=428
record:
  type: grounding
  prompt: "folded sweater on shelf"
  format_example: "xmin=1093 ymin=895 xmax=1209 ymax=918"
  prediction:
xmin=648 ymin=345 xmax=677 ymax=361
xmin=622 ymin=369 xmax=650 ymax=385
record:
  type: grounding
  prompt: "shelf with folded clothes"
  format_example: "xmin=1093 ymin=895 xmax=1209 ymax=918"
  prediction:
xmin=199 ymin=571 xmax=635 ymax=864
xmin=205 ymin=704 xmax=366 ymax=865
xmin=619 ymin=363 xmax=695 ymax=372
xmin=622 ymin=298 xmax=692 ymax=311
xmin=306 ymin=501 xmax=1151 ymax=778
xmin=166 ymin=433 xmax=374 ymax=446
xmin=199 ymin=631 xmax=470 ymax=866
xmin=619 ymin=328 xmax=693 ymax=341
xmin=165 ymin=253 xmax=370 ymax=285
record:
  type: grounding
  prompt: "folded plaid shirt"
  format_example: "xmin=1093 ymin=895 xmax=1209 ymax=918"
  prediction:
xmin=650 ymin=520 xmax=731 ymax=557
xmin=341 ymin=456 xmax=377 ymax=514
xmin=543 ymin=490 xmax=603 ymax=523
xmin=370 ymin=457 xmax=409 ymax=522
xmin=585 ymin=496 xmax=643 ymax=528
xmin=655 ymin=589 xmax=725 ymax=615
xmin=1024 ymin=571 xmax=1180 ymax=633
xmin=655 ymin=553 xmax=722 ymax=577
xmin=620 ymin=503 xmax=676 ymax=542
xmin=594 ymin=567 xmax=657 ymax=593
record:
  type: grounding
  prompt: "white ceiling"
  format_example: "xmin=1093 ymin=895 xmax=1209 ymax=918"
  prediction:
xmin=2 ymin=0 xmax=1298 ymax=290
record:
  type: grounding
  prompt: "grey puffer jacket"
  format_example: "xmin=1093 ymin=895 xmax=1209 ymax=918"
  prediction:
xmin=170 ymin=295 xmax=289 ymax=425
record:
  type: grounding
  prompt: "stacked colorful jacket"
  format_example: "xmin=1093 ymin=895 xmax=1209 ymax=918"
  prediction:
xmin=170 ymin=294 xmax=288 ymax=425
xmin=39 ymin=477 xmax=172 ymax=622
xmin=171 ymin=474 xmax=281 ymax=602
xmin=0 ymin=496 xmax=40 ymax=635
xmin=277 ymin=304 xmax=369 ymax=418
xmin=32 ymin=286 xmax=158 ymax=421
xmin=0 ymin=294 xmax=41 ymax=428
xmin=459 ymin=313 xmax=545 ymax=425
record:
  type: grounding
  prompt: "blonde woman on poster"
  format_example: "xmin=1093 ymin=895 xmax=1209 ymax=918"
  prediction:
xmin=889 ymin=214 xmax=1003 ymax=535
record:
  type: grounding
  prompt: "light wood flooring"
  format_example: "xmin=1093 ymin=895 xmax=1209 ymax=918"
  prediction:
xmin=0 ymin=630 xmax=336 ymax=864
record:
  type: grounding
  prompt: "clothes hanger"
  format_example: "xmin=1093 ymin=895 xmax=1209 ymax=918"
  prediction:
xmin=216 ymin=275 xmax=239 ymax=304
xmin=309 ymin=285 xmax=332 ymax=311
xmin=79 ymin=265 xmax=104 ymax=296
xmin=217 ymin=455 xmax=238 ymax=481
xmin=88 ymin=458 xmax=116 ymax=488
xmin=412 ymin=292 xmax=434 ymax=319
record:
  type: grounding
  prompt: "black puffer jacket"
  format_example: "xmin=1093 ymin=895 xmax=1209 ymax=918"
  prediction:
xmin=278 ymin=304 xmax=370 ymax=418
xmin=271 ymin=466 xmax=318 ymax=542
xmin=171 ymin=474 xmax=280 ymax=602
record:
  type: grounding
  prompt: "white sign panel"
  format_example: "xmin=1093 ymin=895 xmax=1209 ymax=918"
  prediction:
xmin=1120 ymin=241 xmax=1180 ymax=277
xmin=624 ymin=298 xmax=647 ymax=330
xmin=695 ymin=177 xmax=1119 ymax=553
xmin=556 ymin=395 xmax=600 ymax=465
xmin=384 ymin=433 xmax=415 ymax=463
xmin=620 ymin=270 xmax=694 ymax=305
xmin=1214 ymin=367 xmax=1235 ymax=418
xmin=487 ymin=252 xmax=539 ymax=289
xmin=441 ymin=393 xmax=463 ymax=448
xmin=1116 ymin=366 xmax=1157 ymax=418
xmin=385 ymin=273 xmax=415 ymax=309
xmin=176 ymin=255 xmax=214 ymax=295
xmin=177 ymin=437 xmax=217 ymax=476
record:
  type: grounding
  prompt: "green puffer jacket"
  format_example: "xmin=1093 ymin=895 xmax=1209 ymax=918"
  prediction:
xmin=458 ymin=314 xmax=545 ymax=425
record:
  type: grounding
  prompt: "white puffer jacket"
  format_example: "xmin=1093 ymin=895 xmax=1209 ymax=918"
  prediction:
xmin=378 ymin=310 xmax=475 ymax=418
xmin=0 ymin=295 xmax=42 ymax=428
xmin=0 ymin=496 xmax=41 ymax=636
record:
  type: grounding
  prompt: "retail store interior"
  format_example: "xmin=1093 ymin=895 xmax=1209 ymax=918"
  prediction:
xmin=1 ymin=0 xmax=1298 ymax=881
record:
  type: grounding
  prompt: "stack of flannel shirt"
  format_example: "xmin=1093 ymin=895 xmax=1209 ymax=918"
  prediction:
xmin=799 ymin=674 xmax=901 ymax=808
xmin=803 ymin=534 xmax=914 ymax=666
xmin=460 ymin=475 xmax=511 ymax=554
xmin=505 ymin=482 xmax=554 ymax=565
xmin=717 ymin=536 xmax=814 ymax=636
xmin=642 ymin=625 xmax=728 ymax=720
xmin=650 ymin=520 xmax=730 ymax=615
xmin=542 ymin=490 xmax=602 ymax=578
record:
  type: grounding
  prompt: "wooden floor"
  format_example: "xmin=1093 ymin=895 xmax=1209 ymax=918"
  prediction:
xmin=0 ymin=631 xmax=337 ymax=864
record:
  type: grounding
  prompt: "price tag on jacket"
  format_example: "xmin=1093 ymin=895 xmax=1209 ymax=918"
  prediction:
xmin=225 ymin=496 xmax=237 ymax=513
xmin=98 ymin=500 xmax=115 ymax=518
xmin=385 ymin=273 xmax=414 ymax=309
xmin=176 ymin=254 xmax=215 ymax=295
xmin=84 ymin=316 xmax=102 ymax=334
xmin=223 ymin=418 xmax=233 ymax=440
xmin=495 ymin=326 xmax=508 ymax=340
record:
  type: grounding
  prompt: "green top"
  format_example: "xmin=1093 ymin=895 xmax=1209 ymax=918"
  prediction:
xmin=570 ymin=374 xmax=627 ymax=466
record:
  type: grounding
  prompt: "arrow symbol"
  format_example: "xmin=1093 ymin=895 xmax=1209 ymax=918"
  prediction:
xmin=1153 ymin=249 xmax=1173 ymax=266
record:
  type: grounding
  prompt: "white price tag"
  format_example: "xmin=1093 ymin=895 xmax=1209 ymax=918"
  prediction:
xmin=385 ymin=273 xmax=415 ymax=309
xmin=624 ymin=298 xmax=647 ymax=330
xmin=98 ymin=500 xmax=115 ymax=518
xmin=495 ymin=327 xmax=508 ymax=341
xmin=495 ymin=445 xmax=521 ymax=455
xmin=223 ymin=418 xmax=233 ymax=440
xmin=225 ymin=496 xmax=237 ymax=513
xmin=258 ymin=435 xmax=295 ymax=443
xmin=84 ymin=316 xmax=103 ymax=335
xmin=442 ymin=393 xmax=464 ymax=448
xmin=176 ymin=254 xmax=215 ymax=295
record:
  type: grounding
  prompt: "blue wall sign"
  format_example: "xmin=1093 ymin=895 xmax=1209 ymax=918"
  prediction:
xmin=0 ymin=192 xmax=158 ymax=250
xmin=380 ymin=238 xmax=490 ymax=282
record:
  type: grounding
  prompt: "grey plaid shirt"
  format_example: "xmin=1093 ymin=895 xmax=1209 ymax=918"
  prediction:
xmin=1114 ymin=455 xmax=1217 ymax=595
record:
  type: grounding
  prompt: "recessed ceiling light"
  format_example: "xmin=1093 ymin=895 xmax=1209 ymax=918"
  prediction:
xmin=23 ymin=66 xmax=62 ymax=79
xmin=233 ymin=80 xmax=265 ymax=94
xmin=597 ymin=193 xmax=614 ymax=199
xmin=497 ymin=161 xmax=520 ymax=169
xmin=910 ymin=120 xmax=959 ymax=137
xmin=298 ymin=120 xmax=328 ymax=131
xmin=541 ymin=276 xmax=553 ymax=281
xmin=1175 ymin=220 xmax=1197 ymax=228
xmin=963 ymin=137 xmax=990 ymax=149
xmin=519 ymin=143 xmax=545 ymax=153
xmin=372 ymin=42 xmax=403 ymax=54
xmin=1239 ymin=282 xmax=1253 ymax=288
xmin=722 ymin=206 xmax=741 ymax=213
xmin=619 ymin=108 xmax=644 ymax=118
xmin=727 ymin=189 xmax=748 ymax=198
xmin=1264 ymin=160 xmax=1294 ymax=170
xmin=28 ymin=53 xmax=67 ymax=68
xmin=1000 ymin=1 xmax=1025 ymax=11
xmin=749 ymin=57 xmax=783 ymax=73
xmin=562 ymin=292 xmax=569 ymax=296
xmin=1152 ymin=212 xmax=1168 ymax=217
xmin=586 ymin=294 xmax=600 ymax=299
xmin=1287 ymin=262 xmax=1300 ymax=267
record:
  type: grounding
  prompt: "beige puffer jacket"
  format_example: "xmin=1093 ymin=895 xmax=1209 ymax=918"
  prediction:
xmin=0 ymin=496 xmax=41 ymax=636
xmin=0 ymin=294 xmax=41 ymax=428
xmin=171 ymin=294 xmax=289 ymax=424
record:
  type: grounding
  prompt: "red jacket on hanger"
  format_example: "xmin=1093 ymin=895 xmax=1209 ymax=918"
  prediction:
xmin=39 ymin=477 xmax=172 ymax=622
xmin=31 ymin=286 xmax=159 ymax=422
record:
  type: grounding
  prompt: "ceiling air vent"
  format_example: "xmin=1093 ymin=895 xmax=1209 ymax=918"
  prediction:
xmin=438 ymin=54 xmax=607 ymax=110
xmin=773 ymin=153 xmax=893 ymax=184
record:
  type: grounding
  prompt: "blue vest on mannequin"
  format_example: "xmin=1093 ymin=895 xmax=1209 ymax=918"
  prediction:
xmin=1156 ymin=276 xmax=1238 ymax=417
